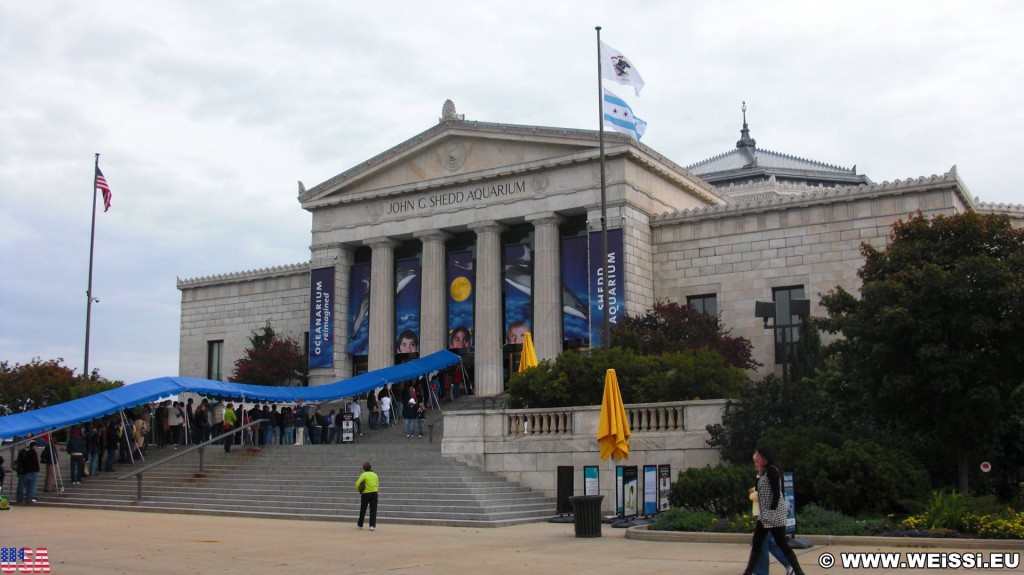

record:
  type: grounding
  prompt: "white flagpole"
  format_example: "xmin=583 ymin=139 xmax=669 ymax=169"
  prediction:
xmin=596 ymin=27 xmax=610 ymax=348
xmin=83 ymin=153 xmax=101 ymax=390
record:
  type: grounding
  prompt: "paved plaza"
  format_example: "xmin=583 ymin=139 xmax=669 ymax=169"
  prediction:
xmin=2 ymin=507 xmax=1021 ymax=574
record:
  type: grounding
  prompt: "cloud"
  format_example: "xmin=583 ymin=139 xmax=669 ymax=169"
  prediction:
xmin=2 ymin=0 xmax=1023 ymax=385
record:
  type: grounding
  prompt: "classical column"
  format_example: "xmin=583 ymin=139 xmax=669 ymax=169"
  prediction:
xmin=333 ymin=245 xmax=355 ymax=381
xmin=469 ymin=221 xmax=506 ymax=396
xmin=365 ymin=237 xmax=399 ymax=371
xmin=414 ymin=229 xmax=451 ymax=356
xmin=527 ymin=213 xmax=563 ymax=362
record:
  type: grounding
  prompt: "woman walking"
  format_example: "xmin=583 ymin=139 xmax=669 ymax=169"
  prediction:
xmin=741 ymin=446 xmax=804 ymax=575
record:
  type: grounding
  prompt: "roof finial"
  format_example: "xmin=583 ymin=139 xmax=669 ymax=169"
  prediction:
xmin=440 ymin=99 xmax=464 ymax=123
xmin=736 ymin=101 xmax=756 ymax=149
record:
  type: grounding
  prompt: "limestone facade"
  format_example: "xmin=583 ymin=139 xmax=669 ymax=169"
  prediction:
xmin=177 ymin=103 xmax=1023 ymax=387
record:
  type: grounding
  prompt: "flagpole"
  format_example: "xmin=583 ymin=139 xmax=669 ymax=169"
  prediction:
xmin=596 ymin=26 xmax=610 ymax=349
xmin=84 ymin=153 xmax=100 ymax=390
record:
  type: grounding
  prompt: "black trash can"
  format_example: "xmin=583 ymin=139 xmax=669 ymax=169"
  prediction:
xmin=569 ymin=495 xmax=604 ymax=538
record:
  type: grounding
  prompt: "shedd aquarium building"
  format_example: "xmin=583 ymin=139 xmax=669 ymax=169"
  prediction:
xmin=178 ymin=101 xmax=1022 ymax=394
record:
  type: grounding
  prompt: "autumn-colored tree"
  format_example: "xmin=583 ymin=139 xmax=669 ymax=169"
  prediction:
xmin=0 ymin=358 xmax=122 ymax=415
xmin=611 ymin=300 xmax=759 ymax=370
xmin=230 ymin=322 xmax=308 ymax=386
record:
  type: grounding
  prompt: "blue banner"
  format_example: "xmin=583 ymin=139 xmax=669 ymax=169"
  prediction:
xmin=348 ymin=263 xmax=371 ymax=356
xmin=784 ymin=471 xmax=797 ymax=534
xmin=503 ymin=244 xmax=532 ymax=344
xmin=589 ymin=228 xmax=624 ymax=347
xmin=447 ymin=250 xmax=475 ymax=350
xmin=395 ymin=257 xmax=421 ymax=354
xmin=309 ymin=267 xmax=335 ymax=369
xmin=561 ymin=235 xmax=589 ymax=342
xmin=643 ymin=465 xmax=658 ymax=516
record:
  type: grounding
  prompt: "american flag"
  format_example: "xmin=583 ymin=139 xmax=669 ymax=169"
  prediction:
xmin=95 ymin=165 xmax=112 ymax=212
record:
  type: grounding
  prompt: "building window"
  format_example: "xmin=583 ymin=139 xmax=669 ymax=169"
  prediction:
xmin=207 ymin=340 xmax=224 ymax=380
xmin=771 ymin=286 xmax=805 ymax=365
xmin=687 ymin=294 xmax=718 ymax=316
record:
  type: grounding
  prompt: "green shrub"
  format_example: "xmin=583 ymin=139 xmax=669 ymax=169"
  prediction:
xmin=506 ymin=346 xmax=746 ymax=409
xmin=796 ymin=504 xmax=890 ymax=536
xmin=668 ymin=464 xmax=753 ymax=516
xmin=757 ymin=428 xmax=929 ymax=516
xmin=649 ymin=508 xmax=720 ymax=532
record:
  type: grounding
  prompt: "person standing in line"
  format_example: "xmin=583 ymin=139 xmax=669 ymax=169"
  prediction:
xmin=326 ymin=409 xmax=337 ymax=444
xmin=104 ymin=421 xmax=119 ymax=472
xmin=293 ymin=399 xmax=308 ymax=445
xmin=86 ymin=423 xmax=101 ymax=478
xmin=403 ymin=396 xmax=417 ymax=438
xmin=378 ymin=392 xmax=392 ymax=428
xmin=270 ymin=404 xmax=281 ymax=445
xmin=416 ymin=402 xmax=426 ymax=438
xmin=222 ymin=403 xmax=237 ymax=453
xmin=40 ymin=436 xmax=57 ymax=493
xmin=355 ymin=461 xmax=379 ymax=531
xmin=281 ymin=406 xmax=294 ymax=445
xmin=185 ymin=398 xmax=195 ymax=444
xmin=65 ymin=427 xmax=87 ymax=484
xmin=741 ymin=446 xmax=805 ymax=575
xmin=366 ymin=391 xmax=378 ymax=431
xmin=15 ymin=441 xmax=41 ymax=504
xmin=195 ymin=400 xmax=211 ymax=444
xmin=261 ymin=404 xmax=274 ymax=446
xmin=347 ymin=397 xmax=362 ymax=437
xmin=211 ymin=400 xmax=225 ymax=443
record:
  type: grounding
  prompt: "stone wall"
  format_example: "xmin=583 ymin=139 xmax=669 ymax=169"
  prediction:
xmin=651 ymin=175 xmax=971 ymax=377
xmin=178 ymin=263 xmax=311 ymax=379
xmin=441 ymin=399 xmax=727 ymax=513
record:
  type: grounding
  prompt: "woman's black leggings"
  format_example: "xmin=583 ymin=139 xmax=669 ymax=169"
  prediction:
xmin=744 ymin=521 xmax=802 ymax=575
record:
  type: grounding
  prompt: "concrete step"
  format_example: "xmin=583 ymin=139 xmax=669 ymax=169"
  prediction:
xmin=34 ymin=408 xmax=556 ymax=527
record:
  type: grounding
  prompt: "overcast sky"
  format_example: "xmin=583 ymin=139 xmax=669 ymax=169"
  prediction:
xmin=2 ymin=1 xmax=1022 ymax=385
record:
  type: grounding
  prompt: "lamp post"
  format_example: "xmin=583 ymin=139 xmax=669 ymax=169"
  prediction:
xmin=754 ymin=298 xmax=810 ymax=389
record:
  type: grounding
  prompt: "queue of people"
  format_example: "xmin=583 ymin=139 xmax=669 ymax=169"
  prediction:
xmin=4 ymin=370 xmax=471 ymax=501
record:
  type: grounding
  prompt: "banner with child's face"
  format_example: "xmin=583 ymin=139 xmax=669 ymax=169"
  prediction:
xmin=446 ymin=250 xmax=474 ymax=350
xmin=394 ymin=257 xmax=421 ymax=355
xmin=504 ymin=244 xmax=532 ymax=344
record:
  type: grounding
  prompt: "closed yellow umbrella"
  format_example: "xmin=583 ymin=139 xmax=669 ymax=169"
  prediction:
xmin=597 ymin=368 xmax=631 ymax=460
xmin=518 ymin=331 xmax=538 ymax=373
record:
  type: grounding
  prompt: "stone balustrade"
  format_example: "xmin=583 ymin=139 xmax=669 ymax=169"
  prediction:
xmin=443 ymin=399 xmax=728 ymax=512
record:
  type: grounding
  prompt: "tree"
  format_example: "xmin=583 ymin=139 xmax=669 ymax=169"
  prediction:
xmin=230 ymin=322 xmax=308 ymax=386
xmin=611 ymin=300 xmax=760 ymax=370
xmin=0 ymin=357 xmax=122 ymax=416
xmin=818 ymin=211 xmax=1024 ymax=494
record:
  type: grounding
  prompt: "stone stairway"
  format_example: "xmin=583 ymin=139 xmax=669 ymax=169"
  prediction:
xmin=31 ymin=397 xmax=552 ymax=527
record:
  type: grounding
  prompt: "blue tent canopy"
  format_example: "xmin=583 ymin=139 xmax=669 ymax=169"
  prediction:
xmin=0 ymin=350 xmax=461 ymax=439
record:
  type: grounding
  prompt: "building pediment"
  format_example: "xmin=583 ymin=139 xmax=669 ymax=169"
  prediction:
xmin=299 ymin=120 xmax=609 ymax=210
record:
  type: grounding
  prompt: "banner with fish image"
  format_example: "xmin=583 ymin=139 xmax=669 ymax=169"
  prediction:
xmin=589 ymin=228 xmax=624 ymax=347
xmin=503 ymin=244 xmax=532 ymax=344
xmin=309 ymin=266 xmax=335 ymax=369
xmin=446 ymin=250 xmax=475 ymax=350
xmin=347 ymin=263 xmax=371 ymax=356
xmin=561 ymin=236 xmax=589 ymax=342
xmin=394 ymin=257 xmax=421 ymax=355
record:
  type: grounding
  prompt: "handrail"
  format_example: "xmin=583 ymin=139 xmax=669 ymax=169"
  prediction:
xmin=117 ymin=419 xmax=263 ymax=501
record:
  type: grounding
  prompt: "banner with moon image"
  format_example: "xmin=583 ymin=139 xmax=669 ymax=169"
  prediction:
xmin=446 ymin=250 xmax=474 ymax=350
